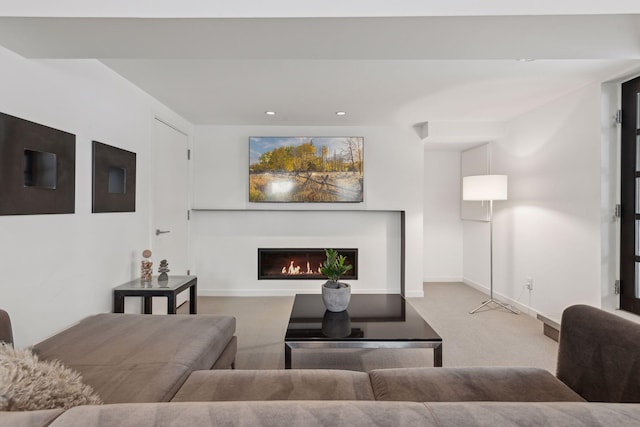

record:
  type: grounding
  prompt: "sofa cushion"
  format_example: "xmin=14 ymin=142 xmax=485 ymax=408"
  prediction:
xmin=423 ymin=402 xmax=640 ymax=427
xmin=0 ymin=344 xmax=102 ymax=411
xmin=173 ymin=369 xmax=375 ymax=401
xmin=32 ymin=314 xmax=236 ymax=403
xmin=51 ymin=401 xmax=437 ymax=427
xmin=70 ymin=362 xmax=191 ymax=404
xmin=370 ymin=367 xmax=584 ymax=402
xmin=0 ymin=408 xmax=65 ymax=427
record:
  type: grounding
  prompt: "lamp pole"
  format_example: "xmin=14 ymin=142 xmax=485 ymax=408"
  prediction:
xmin=469 ymin=198 xmax=518 ymax=315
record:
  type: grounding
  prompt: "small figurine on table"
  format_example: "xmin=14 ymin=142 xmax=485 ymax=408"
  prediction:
xmin=158 ymin=259 xmax=170 ymax=282
xmin=141 ymin=249 xmax=153 ymax=284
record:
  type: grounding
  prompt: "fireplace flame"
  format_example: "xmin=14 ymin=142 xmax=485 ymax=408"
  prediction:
xmin=287 ymin=261 xmax=300 ymax=274
xmin=282 ymin=260 xmax=324 ymax=276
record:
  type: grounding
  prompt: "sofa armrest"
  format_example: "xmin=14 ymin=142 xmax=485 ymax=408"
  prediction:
xmin=557 ymin=304 xmax=640 ymax=402
xmin=0 ymin=309 xmax=13 ymax=347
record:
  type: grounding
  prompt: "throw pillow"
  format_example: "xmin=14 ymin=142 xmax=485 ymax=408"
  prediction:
xmin=0 ymin=342 xmax=102 ymax=411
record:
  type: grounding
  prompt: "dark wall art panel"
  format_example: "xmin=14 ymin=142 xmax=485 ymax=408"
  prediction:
xmin=92 ymin=141 xmax=136 ymax=213
xmin=0 ymin=112 xmax=76 ymax=215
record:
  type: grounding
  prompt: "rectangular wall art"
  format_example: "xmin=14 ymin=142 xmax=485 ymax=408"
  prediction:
xmin=0 ymin=112 xmax=76 ymax=215
xmin=249 ymin=136 xmax=364 ymax=203
xmin=92 ymin=141 xmax=136 ymax=213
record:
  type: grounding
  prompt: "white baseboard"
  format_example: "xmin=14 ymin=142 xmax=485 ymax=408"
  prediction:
xmin=462 ymin=278 xmax=541 ymax=320
xmin=405 ymin=289 xmax=425 ymax=298
xmin=462 ymin=278 xmax=488 ymax=294
xmin=198 ymin=289 xmax=410 ymax=297
xmin=423 ymin=276 xmax=463 ymax=283
xmin=199 ymin=289 xmax=298 ymax=297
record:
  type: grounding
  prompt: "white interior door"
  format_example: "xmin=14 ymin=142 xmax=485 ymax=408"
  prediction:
xmin=152 ymin=118 xmax=190 ymax=312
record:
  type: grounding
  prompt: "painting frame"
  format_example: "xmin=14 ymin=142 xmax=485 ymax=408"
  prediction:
xmin=0 ymin=112 xmax=76 ymax=216
xmin=92 ymin=140 xmax=136 ymax=213
xmin=249 ymin=136 xmax=364 ymax=203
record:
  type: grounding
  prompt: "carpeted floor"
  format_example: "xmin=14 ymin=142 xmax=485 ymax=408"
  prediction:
xmin=183 ymin=282 xmax=558 ymax=372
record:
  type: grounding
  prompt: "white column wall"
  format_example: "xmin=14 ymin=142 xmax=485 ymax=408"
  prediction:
xmin=485 ymin=83 xmax=603 ymax=317
xmin=423 ymin=151 xmax=463 ymax=282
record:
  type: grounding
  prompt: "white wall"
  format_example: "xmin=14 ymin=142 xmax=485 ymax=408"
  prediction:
xmin=423 ymin=151 xmax=463 ymax=281
xmin=462 ymin=220 xmax=491 ymax=292
xmin=190 ymin=125 xmax=424 ymax=296
xmin=485 ymin=83 xmax=603 ymax=317
xmin=0 ymin=47 xmax=190 ymax=347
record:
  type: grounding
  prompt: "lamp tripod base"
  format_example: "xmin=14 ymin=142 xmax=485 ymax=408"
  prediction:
xmin=470 ymin=298 xmax=519 ymax=315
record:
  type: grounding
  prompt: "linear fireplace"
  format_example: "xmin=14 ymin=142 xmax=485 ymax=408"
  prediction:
xmin=258 ymin=248 xmax=358 ymax=280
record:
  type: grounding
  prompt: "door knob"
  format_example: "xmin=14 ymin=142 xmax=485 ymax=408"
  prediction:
xmin=155 ymin=229 xmax=171 ymax=236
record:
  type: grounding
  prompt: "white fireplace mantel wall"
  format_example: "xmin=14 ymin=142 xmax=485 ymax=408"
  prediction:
xmin=190 ymin=125 xmax=424 ymax=297
xmin=191 ymin=209 xmax=403 ymax=295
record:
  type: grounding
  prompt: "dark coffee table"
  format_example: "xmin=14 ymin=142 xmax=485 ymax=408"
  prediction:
xmin=284 ymin=293 xmax=442 ymax=369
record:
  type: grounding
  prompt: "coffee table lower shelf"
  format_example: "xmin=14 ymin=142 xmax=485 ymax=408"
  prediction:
xmin=284 ymin=340 xmax=443 ymax=369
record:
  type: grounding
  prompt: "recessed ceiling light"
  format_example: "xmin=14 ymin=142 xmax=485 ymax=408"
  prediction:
xmin=517 ymin=58 xmax=535 ymax=62
xmin=335 ymin=111 xmax=347 ymax=116
xmin=265 ymin=111 xmax=276 ymax=116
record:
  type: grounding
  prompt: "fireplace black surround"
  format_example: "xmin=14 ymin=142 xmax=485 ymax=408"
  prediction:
xmin=258 ymin=248 xmax=358 ymax=280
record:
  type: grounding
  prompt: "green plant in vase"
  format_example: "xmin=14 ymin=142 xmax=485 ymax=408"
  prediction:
xmin=320 ymin=248 xmax=353 ymax=287
xmin=320 ymin=248 xmax=353 ymax=312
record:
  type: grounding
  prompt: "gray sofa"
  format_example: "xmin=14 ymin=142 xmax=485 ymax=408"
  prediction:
xmin=2 ymin=304 xmax=640 ymax=426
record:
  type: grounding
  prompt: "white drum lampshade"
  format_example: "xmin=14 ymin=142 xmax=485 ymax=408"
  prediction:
xmin=462 ymin=175 xmax=508 ymax=201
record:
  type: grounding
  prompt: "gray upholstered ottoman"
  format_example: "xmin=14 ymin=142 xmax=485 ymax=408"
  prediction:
xmin=369 ymin=367 xmax=585 ymax=402
xmin=172 ymin=369 xmax=376 ymax=401
xmin=32 ymin=313 xmax=237 ymax=403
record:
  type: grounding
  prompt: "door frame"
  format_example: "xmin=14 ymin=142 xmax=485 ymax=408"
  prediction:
xmin=620 ymin=76 xmax=640 ymax=315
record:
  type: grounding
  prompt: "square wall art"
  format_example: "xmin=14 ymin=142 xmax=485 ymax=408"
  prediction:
xmin=0 ymin=112 xmax=76 ymax=215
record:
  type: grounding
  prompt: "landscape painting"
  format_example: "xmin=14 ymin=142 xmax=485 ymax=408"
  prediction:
xmin=249 ymin=137 xmax=364 ymax=203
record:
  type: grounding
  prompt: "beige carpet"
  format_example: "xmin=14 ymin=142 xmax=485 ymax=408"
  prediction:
xmin=409 ymin=282 xmax=557 ymax=372
xmin=184 ymin=282 xmax=557 ymax=372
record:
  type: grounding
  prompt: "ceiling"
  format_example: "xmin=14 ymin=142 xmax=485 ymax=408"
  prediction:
xmin=0 ymin=5 xmax=639 ymax=149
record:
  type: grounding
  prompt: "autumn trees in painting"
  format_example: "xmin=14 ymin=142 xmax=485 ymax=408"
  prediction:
xmin=249 ymin=137 xmax=364 ymax=202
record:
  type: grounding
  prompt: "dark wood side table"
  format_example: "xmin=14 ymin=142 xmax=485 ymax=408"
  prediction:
xmin=113 ymin=275 xmax=197 ymax=314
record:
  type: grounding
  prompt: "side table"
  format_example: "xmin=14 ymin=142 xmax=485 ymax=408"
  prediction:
xmin=113 ymin=275 xmax=197 ymax=314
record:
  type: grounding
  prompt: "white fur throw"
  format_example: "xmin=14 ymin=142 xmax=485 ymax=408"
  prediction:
xmin=0 ymin=342 xmax=102 ymax=411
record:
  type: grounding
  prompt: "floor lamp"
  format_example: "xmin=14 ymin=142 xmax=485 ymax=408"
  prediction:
xmin=463 ymin=174 xmax=518 ymax=315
